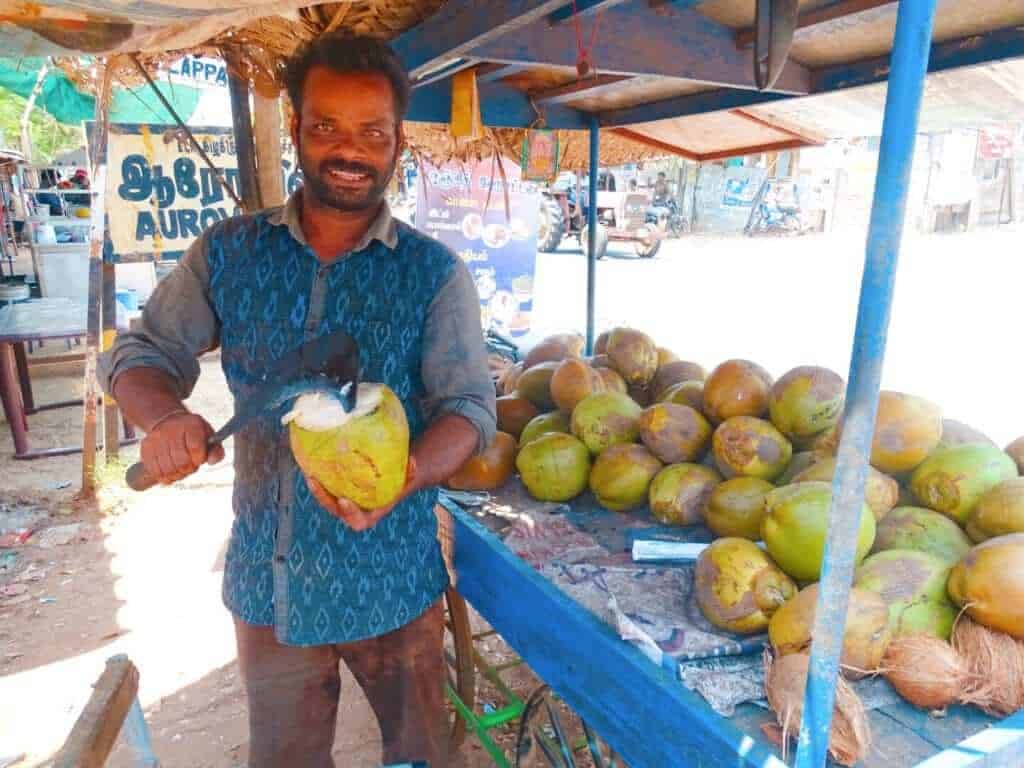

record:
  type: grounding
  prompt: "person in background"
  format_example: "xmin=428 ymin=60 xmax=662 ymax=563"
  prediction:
xmin=653 ymin=171 xmax=671 ymax=205
xmin=33 ymin=169 xmax=63 ymax=216
xmin=64 ymin=169 xmax=91 ymax=208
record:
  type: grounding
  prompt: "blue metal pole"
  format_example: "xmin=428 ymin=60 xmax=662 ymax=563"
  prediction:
xmin=121 ymin=696 xmax=159 ymax=767
xmin=585 ymin=115 xmax=600 ymax=355
xmin=793 ymin=2 xmax=938 ymax=767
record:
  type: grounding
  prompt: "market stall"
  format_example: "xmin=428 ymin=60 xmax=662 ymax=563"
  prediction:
xmin=3 ymin=1 xmax=1023 ymax=766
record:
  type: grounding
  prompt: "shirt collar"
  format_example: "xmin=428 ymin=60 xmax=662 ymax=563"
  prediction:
xmin=266 ymin=188 xmax=399 ymax=252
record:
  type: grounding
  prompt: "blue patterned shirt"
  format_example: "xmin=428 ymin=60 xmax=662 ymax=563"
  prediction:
xmin=99 ymin=192 xmax=496 ymax=645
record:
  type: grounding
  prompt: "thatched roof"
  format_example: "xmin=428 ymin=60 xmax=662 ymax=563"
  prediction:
xmin=403 ymin=123 xmax=670 ymax=173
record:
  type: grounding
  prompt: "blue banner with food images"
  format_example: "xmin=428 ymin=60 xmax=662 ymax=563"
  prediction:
xmin=415 ymin=156 xmax=540 ymax=338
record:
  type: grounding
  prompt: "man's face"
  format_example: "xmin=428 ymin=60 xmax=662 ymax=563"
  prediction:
xmin=291 ymin=67 xmax=401 ymax=212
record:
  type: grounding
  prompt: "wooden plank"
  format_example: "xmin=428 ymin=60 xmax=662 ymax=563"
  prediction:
xmin=391 ymin=0 xmax=574 ymax=80
xmin=732 ymin=108 xmax=825 ymax=143
xmin=226 ymin=51 xmax=262 ymax=214
xmin=252 ymin=92 xmax=284 ymax=208
xmin=698 ymin=138 xmax=810 ymax=162
xmin=411 ymin=58 xmax=478 ymax=89
xmin=532 ymin=73 xmax=632 ymax=104
xmin=599 ymin=86 xmax=793 ymax=127
xmin=474 ymin=63 xmax=533 ymax=83
xmin=406 ymin=80 xmax=587 ymax=129
xmin=53 ymin=655 xmax=140 ymax=768
xmin=611 ymin=127 xmax=702 ymax=160
xmin=735 ymin=0 xmax=897 ymax=48
xmin=101 ymin=262 xmax=118 ymax=463
xmin=80 ymin=61 xmax=112 ymax=496
xmin=915 ymin=709 xmax=1024 ymax=767
xmin=467 ymin=4 xmax=810 ymax=94
xmin=547 ymin=0 xmax=630 ymax=25
xmin=449 ymin=505 xmax=789 ymax=768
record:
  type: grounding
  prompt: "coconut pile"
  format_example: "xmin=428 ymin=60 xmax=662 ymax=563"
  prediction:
xmin=450 ymin=327 xmax=1024 ymax=766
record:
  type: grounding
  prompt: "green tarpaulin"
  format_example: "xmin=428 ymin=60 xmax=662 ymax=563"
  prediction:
xmin=0 ymin=57 xmax=201 ymax=126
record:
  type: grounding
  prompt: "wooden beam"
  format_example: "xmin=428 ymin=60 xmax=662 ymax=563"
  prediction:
xmin=599 ymin=86 xmax=794 ymax=127
xmin=101 ymin=262 xmax=118 ymax=463
xmin=698 ymin=138 xmax=810 ymax=162
xmin=411 ymin=58 xmax=477 ymax=89
xmin=474 ymin=63 xmax=532 ymax=83
xmin=735 ymin=0 xmax=895 ymax=49
xmin=532 ymin=74 xmax=632 ymax=104
xmin=406 ymin=80 xmax=587 ymax=129
xmin=468 ymin=4 xmax=810 ymax=94
xmin=731 ymin=108 xmax=824 ymax=144
xmin=611 ymin=127 xmax=701 ymax=161
xmin=253 ymin=92 xmax=284 ymax=208
xmin=80 ymin=61 xmax=112 ymax=496
xmin=226 ymin=51 xmax=262 ymax=213
xmin=391 ymin=0 xmax=574 ymax=80
xmin=54 ymin=655 xmax=140 ymax=768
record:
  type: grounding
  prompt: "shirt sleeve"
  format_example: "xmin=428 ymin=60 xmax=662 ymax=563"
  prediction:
xmin=97 ymin=231 xmax=220 ymax=400
xmin=420 ymin=258 xmax=497 ymax=453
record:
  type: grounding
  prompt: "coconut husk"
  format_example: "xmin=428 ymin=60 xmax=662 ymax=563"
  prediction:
xmin=952 ymin=616 xmax=1024 ymax=716
xmin=762 ymin=650 xmax=871 ymax=767
xmin=881 ymin=635 xmax=969 ymax=711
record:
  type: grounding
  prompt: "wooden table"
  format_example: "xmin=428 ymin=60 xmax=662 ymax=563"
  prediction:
xmin=0 ymin=298 xmax=135 ymax=459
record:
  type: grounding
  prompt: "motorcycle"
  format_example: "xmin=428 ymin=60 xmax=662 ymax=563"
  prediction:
xmin=645 ymin=197 xmax=689 ymax=239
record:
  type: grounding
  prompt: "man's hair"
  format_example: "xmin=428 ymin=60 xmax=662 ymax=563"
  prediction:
xmin=284 ymin=33 xmax=411 ymax=121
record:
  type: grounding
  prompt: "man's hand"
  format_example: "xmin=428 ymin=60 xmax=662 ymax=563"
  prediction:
xmin=306 ymin=458 xmax=419 ymax=532
xmin=140 ymin=412 xmax=225 ymax=486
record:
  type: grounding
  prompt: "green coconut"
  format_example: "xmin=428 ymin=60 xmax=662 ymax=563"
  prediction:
xmin=605 ymin=327 xmax=659 ymax=386
xmin=947 ymin=533 xmax=1024 ymax=639
xmin=648 ymin=463 xmax=722 ymax=526
xmin=519 ymin=410 xmax=572 ymax=449
xmin=702 ymin=359 xmax=773 ymax=424
xmin=761 ymin=482 xmax=875 ymax=582
xmin=695 ymin=538 xmax=796 ymax=634
xmin=638 ymin=403 xmax=712 ymax=464
xmin=768 ymin=366 xmax=845 ymax=442
xmin=871 ymin=506 xmax=973 ymax=565
xmin=854 ymin=550 xmax=956 ymax=640
xmin=515 ymin=361 xmax=561 ymax=411
xmin=589 ymin=444 xmax=662 ymax=512
xmin=515 ymin=432 xmax=591 ymax=502
xmin=712 ymin=416 xmax=792 ymax=481
xmin=870 ymin=391 xmax=943 ymax=474
xmin=794 ymin=456 xmax=898 ymax=521
xmin=966 ymin=477 xmax=1024 ymax=542
xmin=910 ymin=445 xmax=1019 ymax=525
xmin=705 ymin=477 xmax=774 ymax=540
xmin=570 ymin=391 xmax=643 ymax=455
xmin=285 ymin=383 xmax=409 ymax=510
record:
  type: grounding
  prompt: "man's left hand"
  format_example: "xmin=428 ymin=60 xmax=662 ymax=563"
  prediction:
xmin=306 ymin=457 xmax=419 ymax=532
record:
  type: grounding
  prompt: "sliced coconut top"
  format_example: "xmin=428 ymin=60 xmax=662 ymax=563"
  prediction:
xmin=281 ymin=382 xmax=383 ymax=431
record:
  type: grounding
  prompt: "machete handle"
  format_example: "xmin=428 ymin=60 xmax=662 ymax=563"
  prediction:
xmin=125 ymin=461 xmax=158 ymax=492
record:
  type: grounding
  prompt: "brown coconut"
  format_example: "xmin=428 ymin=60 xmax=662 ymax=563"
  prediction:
xmin=650 ymin=360 xmax=707 ymax=402
xmin=606 ymin=327 xmax=659 ymax=386
xmin=952 ymin=617 xmax=1024 ymax=716
xmin=496 ymin=395 xmax=540 ymax=439
xmin=595 ymin=366 xmax=628 ymax=394
xmin=1006 ymin=436 xmax=1024 ymax=475
xmin=882 ymin=635 xmax=968 ymax=710
xmin=499 ymin=361 xmax=525 ymax=396
xmin=869 ymin=391 xmax=943 ymax=474
xmin=550 ymin=358 xmax=602 ymax=412
xmin=659 ymin=380 xmax=705 ymax=412
xmin=523 ymin=333 xmax=584 ymax=369
xmin=446 ymin=432 xmax=517 ymax=492
xmin=762 ymin=651 xmax=871 ymax=767
xmin=638 ymin=403 xmax=712 ymax=465
xmin=702 ymin=359 xmax=773 ymax=424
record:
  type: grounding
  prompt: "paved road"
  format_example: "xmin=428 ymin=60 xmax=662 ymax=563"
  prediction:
xmin=522 ymin=226 xmax=1023 ymax=447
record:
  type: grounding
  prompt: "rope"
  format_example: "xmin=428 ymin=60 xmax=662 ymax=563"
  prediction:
xmin=570 ymin=0 xmax=605 ymax=77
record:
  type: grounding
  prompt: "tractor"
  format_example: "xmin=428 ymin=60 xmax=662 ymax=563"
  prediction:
xmin=537 ymin=170 xmax=665 ymax=259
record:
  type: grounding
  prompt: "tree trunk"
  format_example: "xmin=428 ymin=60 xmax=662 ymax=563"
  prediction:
xmin=20 ymin=62 xmax=49 ymax=162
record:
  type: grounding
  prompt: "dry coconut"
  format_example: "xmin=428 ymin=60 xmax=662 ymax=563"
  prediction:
xmin=763 ymin=650 xmax=871 ymax=767
xmin=882 ymin=635 xmax=969 ymax=710
xmin=952 ymin=617 xmax=1024 ymax=716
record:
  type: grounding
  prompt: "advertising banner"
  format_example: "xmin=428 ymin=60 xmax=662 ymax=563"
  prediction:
xmin=415 ymin=156 xmax=540 ymax=338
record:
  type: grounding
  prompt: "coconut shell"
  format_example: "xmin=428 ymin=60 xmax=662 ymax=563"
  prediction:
xmin=768 ymin=366 xmax=845 ymax=442
xmin=447 ymin=432 xmax=517 ymax=491
xmin=871 ymin=506 xmax=973 ymax=565
xmin=966 ymin=477 xmax=1024 ymax=542
xmin=550 ymin=358 xmax=602 ymax=412
xmin=706 ymin=477 xmax=774 ymax=540
xmin=606 ymin=327 xmax=659 ymax=386
xmin=518 ymin=411 xmax=572 ymax=449
xmin=516 ymin=361 xmax=561 ymax=411
xmin=702 ymin=359 xmax=773 ymax=424
xmin=947 ymin=533 xmax=1024 ymax=639
xmin=595 ymin=366 xmax=628 ymax=394
xmin=570 ymin=391 xmax=643 ymax=456
xmin=589 ymin=444 xmax=662 ymax=512
xmin=648 ymin=463 xmax=721 ymax=526
xmin=910 ymin=445 xmax=1018 ymax=525
xmin=496 ymin=395 xmax=541 ymax=439
xmin=763 ymin=651 xmax=871 ymax=767
xmin=952 ymin=617 xmax=1024 ymax=716
xmin=516 ymin=432 xmax=591 ymax=503
xmin=712 ymin=416 xmax=792 ymax=481
xmin=658 ymin=379 xmax=705 ymax=412
xmin=795 ymin=456 xmax=899 ymax=521
xmin=869 ymin=391 xmax=942 ymax=474
xmin=882 ymin=635 xmax=967 ymax=710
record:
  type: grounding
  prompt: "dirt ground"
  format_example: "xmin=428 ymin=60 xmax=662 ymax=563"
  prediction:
xmin=0 ymin=352 xmax=547 ymax=768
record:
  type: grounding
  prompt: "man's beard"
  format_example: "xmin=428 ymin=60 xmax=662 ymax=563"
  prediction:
xmin=298 ymin=146 xmax=395 ymax=212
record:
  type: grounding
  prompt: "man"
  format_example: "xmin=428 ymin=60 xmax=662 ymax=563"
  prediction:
xmin=99 ymin=34 xmax=496 ymax=768
xmin=652 ymin=171 xmax=671 ymax=205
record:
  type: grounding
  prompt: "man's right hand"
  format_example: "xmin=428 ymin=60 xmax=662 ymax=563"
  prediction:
xmin=140 ymin=412 xmax=225 ymax=485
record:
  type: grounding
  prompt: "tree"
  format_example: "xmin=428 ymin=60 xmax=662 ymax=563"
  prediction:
xmin=0 ymin=87 xmax=84 ymax=163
